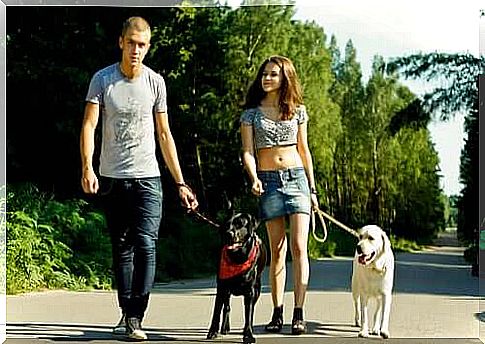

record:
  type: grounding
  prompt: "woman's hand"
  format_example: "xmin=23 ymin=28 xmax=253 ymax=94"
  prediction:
xmin=311 ymin=193 xmax=319 ymax=210
xmin=251 ymin=178 xmax=264 ymax=196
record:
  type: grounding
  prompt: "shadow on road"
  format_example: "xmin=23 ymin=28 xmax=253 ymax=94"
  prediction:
xmin=5 ymin=321 xmax=483 ymax=344
xmin=6 ymin=322 xmax=213 ymax=343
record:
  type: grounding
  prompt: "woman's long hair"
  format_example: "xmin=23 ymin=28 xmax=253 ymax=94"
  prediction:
xmin=244 ymin=55 xmax=303 ymax=120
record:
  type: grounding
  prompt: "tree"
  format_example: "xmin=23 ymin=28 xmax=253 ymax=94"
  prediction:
xmin=329 ymin=39 xmax=365 ymax=223
xmin=388 ymin=53 xmax=484 ymax=246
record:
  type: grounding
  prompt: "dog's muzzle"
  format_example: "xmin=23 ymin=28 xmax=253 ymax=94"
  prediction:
xmin=356 ymin=245 xmax=377 ymax=265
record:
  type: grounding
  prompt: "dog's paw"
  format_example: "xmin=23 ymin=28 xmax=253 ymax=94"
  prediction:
xmin=381 ymin=331 xmax=390 ymax=339
xmin=371 ymin=328 xmax=380 ymax=336
xmin=220 ymin=321 xmax=230 ymax=335
xmin=207 ymin=330 xmax=219 ymax=340
xmin=243 ymin=334 xmax=256 ymax=343
xmin=358 ymin=330 xmax=370 ymax=338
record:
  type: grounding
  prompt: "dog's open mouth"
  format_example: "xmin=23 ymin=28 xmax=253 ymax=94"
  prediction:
xmin=358 ymin=251 xmax=376 ymax=265
xmin=226 ymin=243 xmax=243 ymax=250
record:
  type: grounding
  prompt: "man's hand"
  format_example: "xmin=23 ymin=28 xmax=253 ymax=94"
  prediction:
xmin=178 ymin=185 xmax=198 ymax=211
xmin=81 ymin=168 xmax=99 ymax=194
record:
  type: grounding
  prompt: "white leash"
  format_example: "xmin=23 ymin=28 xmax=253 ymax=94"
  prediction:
xmin=311 ymin=207 xmax=360 ymax=243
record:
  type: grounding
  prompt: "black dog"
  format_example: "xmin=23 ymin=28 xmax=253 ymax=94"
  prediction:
xmin=207 ymin=213 xmax=267 ymax=343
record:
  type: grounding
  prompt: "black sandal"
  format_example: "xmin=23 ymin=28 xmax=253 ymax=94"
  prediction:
xmin=265 ymin=306 xmax=283 ymax=333
xmin=291 ymin=319 xmax=307 ymax=335
xmin=291 ymin=308 xmax=307 ymax=335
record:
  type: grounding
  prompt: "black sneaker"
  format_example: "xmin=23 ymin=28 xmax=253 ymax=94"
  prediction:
xmin=112 ymin=314 xmax=126 ymax=335
xmin=125 ymin=317 xmax=147 ymax=341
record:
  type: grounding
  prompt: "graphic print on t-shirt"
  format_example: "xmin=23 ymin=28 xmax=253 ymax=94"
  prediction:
xmin=114 ymin=97 xmax=143 ymax=152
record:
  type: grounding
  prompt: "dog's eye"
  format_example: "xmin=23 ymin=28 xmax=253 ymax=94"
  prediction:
xmin=368 ymin=236 xmax=374 ymax=241
xmin=232 ymin=216 xmax=249 ymax=229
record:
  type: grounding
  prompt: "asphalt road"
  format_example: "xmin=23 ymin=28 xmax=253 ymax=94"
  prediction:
xmin=5 ymin=229 xmax=484 ymax=344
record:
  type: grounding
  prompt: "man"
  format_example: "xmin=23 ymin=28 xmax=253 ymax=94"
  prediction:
xmin=80 ymin=17 xmax=198 ymax=340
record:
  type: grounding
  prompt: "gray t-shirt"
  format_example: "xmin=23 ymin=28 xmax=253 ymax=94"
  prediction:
xmin=85 ymin=63 xmax=167 ymax=178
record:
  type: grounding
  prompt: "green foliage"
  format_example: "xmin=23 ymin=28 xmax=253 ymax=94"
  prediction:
xmin=0 ymin=186 xmax=6 ymax=294
xmin=443 ymin=194 xmax=458 ymax=227
xmin=387 ymin=53 xmax=484 ymax=118
xmin=390 ymin=52 xmax=482 ymax=265
xmin=308 ymin=237 xmax=337 ymax=259
xmin=389 ymin=235 xmax=422 ymax=253
xmin=6 ymin=183 xmax=112 ymax=294
xmin=157 ymin=212 xmax=220 ymax=281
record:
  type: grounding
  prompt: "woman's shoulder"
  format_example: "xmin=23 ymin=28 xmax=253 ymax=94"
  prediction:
xmin=243 ymin=107 xmax=260 ymax=114
xmin=296 ymin=104 xmax=307 ymax=112
xmin=240 ymin=107 xmax=260 ymax=123
xmin=295 ymin=104 xmax=308 ymax=123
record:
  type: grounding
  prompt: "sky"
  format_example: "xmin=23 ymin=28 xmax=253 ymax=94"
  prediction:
xmin=290 ymin=0 xmax=483 ymax=196
xmin=228 ymin=0 xmax=483 ymax=196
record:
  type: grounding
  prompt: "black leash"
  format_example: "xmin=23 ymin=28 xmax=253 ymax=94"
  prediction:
xmin=190 ymin=209 xmax=221 ymax=229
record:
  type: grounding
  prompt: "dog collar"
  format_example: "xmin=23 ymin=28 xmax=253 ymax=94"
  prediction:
xmin=371 ymin=265 xmax=386 ymax=275
xmin=218 ymin=242 xmax=259 ymax=280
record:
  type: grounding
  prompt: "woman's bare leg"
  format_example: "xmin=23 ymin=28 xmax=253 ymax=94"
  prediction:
xmin=289 ymin=213 xmax=310 ymax=308
xmin=265 ymin=216 xmax=287 ymax=307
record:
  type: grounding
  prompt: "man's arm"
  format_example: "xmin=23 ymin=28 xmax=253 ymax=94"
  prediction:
xmin=155 ymin=111 xmax=198 ymax=210
xmin=80 ymin=102 xmax=100 ymax=194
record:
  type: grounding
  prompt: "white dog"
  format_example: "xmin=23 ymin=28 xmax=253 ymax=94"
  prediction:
xmin=351 ymin=225 xmax=394 ymax=339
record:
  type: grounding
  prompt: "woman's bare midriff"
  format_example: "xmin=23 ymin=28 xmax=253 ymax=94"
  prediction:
xmin=257 ymin=145 xmax=303 ymax=171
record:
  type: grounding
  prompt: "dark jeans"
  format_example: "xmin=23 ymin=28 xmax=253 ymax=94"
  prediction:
xmin=100 ymin=176 xmax=163 ymax=320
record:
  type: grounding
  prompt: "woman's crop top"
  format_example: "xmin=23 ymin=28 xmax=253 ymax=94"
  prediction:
xmin=240 ymin=105 xmax=308 ymax=149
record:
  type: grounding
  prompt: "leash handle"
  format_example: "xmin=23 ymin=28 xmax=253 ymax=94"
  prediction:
xmin=311 ymin=207 xmax=328 ymax=243
xmin=314 ymin=208 xmax=360 ymax=238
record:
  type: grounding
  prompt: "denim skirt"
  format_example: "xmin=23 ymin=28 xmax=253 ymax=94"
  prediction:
xmin=257 ymin=167 xmax=311 ymax=221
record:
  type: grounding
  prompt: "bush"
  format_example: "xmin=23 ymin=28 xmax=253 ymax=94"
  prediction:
xmin=6 ymin=183 xmax=112 ymax=294
xmin=389 ymin=234 xmax=422 ymax=252
xmin=308 ymin=221 xmax=358 ymax=258
xmin=157 ymin=211 xmax=220 ymax=281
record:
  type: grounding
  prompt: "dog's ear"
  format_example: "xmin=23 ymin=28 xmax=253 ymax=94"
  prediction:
xmin=250 ymin=215 xmax=260 ymax=233
xmin=223 ymin=192 xmax=232 ymax=211
xmin=373 ymin=231 xmax=391 ymax=272
xmin=381 ymin=231 xmax=392 ymax=255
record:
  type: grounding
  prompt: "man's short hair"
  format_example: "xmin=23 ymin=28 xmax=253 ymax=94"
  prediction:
xmin=121 ymin=17 xmax=151 ymax=38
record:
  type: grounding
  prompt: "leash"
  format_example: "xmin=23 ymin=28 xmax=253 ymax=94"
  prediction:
xmin=178 ymin=182 xmax=221 ymax=229
xmin=311 ymin=207 xmax=360 ymax=243
xmin=190 ymin=209 xmax=221 ymax=229
xmin=188 ymin=204 xmax=360 ymax=243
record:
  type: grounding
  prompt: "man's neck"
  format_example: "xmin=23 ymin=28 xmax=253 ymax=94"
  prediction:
xmin=120 ymin=62 xmax=142 ymax=79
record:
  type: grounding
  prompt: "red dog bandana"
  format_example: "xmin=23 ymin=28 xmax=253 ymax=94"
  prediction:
xmin=218 ymin=242 xmax=259 ymax=280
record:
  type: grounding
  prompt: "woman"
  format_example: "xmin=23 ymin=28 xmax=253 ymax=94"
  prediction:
xmin=240 ymin=55 xmax=318 ymax=334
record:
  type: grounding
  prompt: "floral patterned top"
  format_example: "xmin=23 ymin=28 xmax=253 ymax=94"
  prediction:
xmin=240 ymin=105 xmax=308 ymax=149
